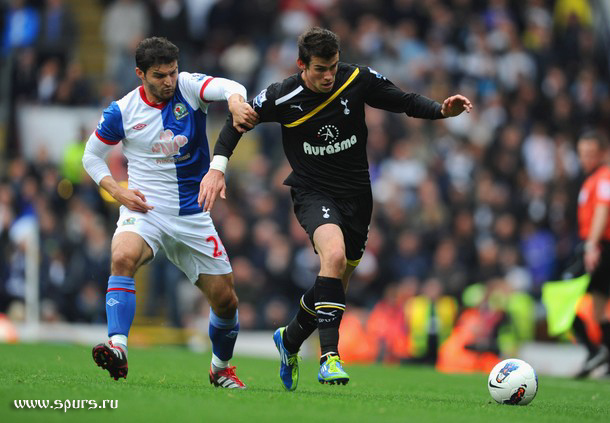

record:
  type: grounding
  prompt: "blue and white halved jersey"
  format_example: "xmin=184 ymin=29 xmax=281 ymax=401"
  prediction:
xmin=83 ymin=71 xmax=246 ymax=216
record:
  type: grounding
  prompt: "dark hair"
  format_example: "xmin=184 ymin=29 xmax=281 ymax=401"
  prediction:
xmin=297 ymin=27 xmax=340 ymax=66
xmin=579 ymin=130 xmax=608 ymax=150
xmin=135 ymin=37 xmax=179 ymax=74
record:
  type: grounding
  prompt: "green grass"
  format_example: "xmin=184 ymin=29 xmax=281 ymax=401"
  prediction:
xmin=1 ymin=343 xmax=609 ymax=423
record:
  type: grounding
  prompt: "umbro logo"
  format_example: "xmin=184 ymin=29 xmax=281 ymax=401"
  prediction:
xmin=132 ymin=123 xmax=147 ymax=130
xmin=106 ymin=298 xmax=120 ymax=307
xmin=317 ymin=309 xmax=336 ymax=317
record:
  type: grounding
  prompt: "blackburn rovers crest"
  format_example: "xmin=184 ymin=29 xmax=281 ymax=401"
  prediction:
xmin=173 ymin=102 xmax=188 ymax=120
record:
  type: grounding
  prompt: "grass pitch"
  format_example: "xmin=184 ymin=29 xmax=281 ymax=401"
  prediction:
xmin=1 ymin=343 xmax=608 ymax=423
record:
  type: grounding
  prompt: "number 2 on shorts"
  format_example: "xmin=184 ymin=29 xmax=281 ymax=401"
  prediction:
xmin=206 ymin=236 xmax=223 ymax=257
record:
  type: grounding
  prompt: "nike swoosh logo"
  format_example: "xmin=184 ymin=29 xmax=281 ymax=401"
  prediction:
xmin=489 ymin=380 xmax=503 ymax=389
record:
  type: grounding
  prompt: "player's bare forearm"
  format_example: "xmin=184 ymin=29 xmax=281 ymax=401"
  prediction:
xmin=227 ymin=94 xmax=259 ymax=133
xmin=99 ymin=175 xmax=153 ymax=212
xmin=584 ymin=248 xmax=601 ymax=273
xmin=99 ymin=175 xmax=120 ymax=198
xmin=584 ymin=203 xmax=609 ymax=272
xmin=198 ymin=169 xmax=226 ymax=212
xmin=441 ymin=95 xmax=473 ymax=117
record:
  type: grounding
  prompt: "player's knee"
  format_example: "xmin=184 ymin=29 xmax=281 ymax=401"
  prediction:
xmin=111 ymin=250 xmax=139 ymax=275
xmin=212 ymin=290 xmax=239 ymax=317
xmin=322 ymin=248 xmax=347 ymax=274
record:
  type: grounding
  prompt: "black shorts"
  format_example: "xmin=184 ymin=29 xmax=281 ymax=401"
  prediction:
xmin=588 ymin=241 xmax=610 ymax=296
xmin=290 ymin=187 xmax=373 ymax=263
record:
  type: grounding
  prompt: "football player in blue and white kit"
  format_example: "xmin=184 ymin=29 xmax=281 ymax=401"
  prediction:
xmin=82 ymin=37 xmax=259 ymax=388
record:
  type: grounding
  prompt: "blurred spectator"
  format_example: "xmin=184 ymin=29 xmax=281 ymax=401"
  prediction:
xmin=429 ymin=237 xmax=468 ymax=299
xmin=54 ymin=61 xmax=95 ymax=106
xmin=1 ymin=0 xmax=40 ymax=56
xmin=11 ymin=47 xmax=38 ymax=102
xmin=36 ymin=0 xmax=77 ymax=65
xmin=36 ymin=57 xmax=61 ymax=103
xmin=219 ymin=38 xmax=261 ymax=89
xmin=183 ymin=0 xmax=217 ymax=41
xmin=101 ymin=0 xmax=150 ymax=95
xmin=148 ymin=0 xmax=192 ymax=66
xmin=520 ymin=219 xmax=556 ymax=293
xmin=390 ymin=230 xmax=428 ymax=282
xmin=2 ymin=0 xmax=610 ymax=348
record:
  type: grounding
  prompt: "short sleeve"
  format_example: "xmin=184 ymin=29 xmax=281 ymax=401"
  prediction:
xmin=177 ymin=71 xmax=212 ymax=108
xmin=252 ymin=83 xmax=281 ymax=123
xmin=95 ymin=102 xmax=125 ymax=145
xmin=597 ymin=170 xmax=610 ymax=203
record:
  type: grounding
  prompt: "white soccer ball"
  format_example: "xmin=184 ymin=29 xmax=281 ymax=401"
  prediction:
xmin=487 ymin=358 xmax=538 ymax=405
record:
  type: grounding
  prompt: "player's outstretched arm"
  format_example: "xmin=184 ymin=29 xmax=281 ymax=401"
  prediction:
xmin=440 ymin=94 xmax=473 ymax=117
xmin=227 ymin=93 xmax=259 ymax=133
xmin=200 ymin=77 xmax=259 ymax=133
xmin=198 ymin=111 xmax=246 ymax=211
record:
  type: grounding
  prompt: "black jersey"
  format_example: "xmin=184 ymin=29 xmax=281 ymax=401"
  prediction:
xmin=215 ymin=63 xmax=444 ymax=197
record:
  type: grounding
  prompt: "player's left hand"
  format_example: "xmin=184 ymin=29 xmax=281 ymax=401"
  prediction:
xmin=228 ymin=96 xmax=259 ymax=133
xmin=441 ymin=95 xmax=473 ymax=117
xmin=198 ymin=169 xmax=226 ymax=212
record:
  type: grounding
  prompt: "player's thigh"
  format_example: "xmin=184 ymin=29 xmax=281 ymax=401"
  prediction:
xmin=340 ymin=189 xmax=373 ymax=262
xmin=164 ymin=212 xmax=233 ymax=283
xmin=111 ymin=208 xmax=160 ymax=273
xmin=291 ymin=187 xmax=346 ymax=256
xmin=111 ymin=231 xmax=154 ymax=264
xmin=313 ymin=223 xmax=346 ymax=257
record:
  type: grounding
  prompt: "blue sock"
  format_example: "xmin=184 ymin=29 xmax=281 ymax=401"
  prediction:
xmin=106 ymin=276 xmax=136 ymax=339
xmin=208 ymin=308 xmax=239 ymax=361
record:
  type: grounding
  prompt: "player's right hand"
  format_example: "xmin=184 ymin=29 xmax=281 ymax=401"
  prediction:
xmin=231 ymin=102 xmax=259 ymax=134
xmin=584 ymin=244 xmax=601 ymax=273
xmin=198 ymin=169 xmax=226 ymax=212
xmin=115 ymin=188 xmax=154 ymax=212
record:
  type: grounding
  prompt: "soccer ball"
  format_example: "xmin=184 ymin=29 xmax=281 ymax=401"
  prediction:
xmin=487 ymin=358 xmax=538 ymax=405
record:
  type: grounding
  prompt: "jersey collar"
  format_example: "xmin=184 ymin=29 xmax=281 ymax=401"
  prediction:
xmin=139 ymin=86 xmax=167 ymax=109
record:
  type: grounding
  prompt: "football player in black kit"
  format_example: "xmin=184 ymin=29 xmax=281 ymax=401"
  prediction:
xmin=198 ymin=27 xmax=472 ymax=391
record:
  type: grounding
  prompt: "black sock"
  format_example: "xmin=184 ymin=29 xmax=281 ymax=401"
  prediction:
xmin=283 ymin=287 xmax=317 ymax=354
xmin=314 ymin=276 xmax=345 ymax=362
xmin=601 ymin=321 xmax=610 ymax=351
xmin=573 ymin=316 xmax=597 ymax=356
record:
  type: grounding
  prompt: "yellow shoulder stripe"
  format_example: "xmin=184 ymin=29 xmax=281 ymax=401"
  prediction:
xmin=284 ymin=68 xmax=360 ymax=128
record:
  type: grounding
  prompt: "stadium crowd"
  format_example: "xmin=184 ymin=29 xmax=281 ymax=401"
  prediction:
xmin=1 ymin=0 xmax=609 ymax=363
